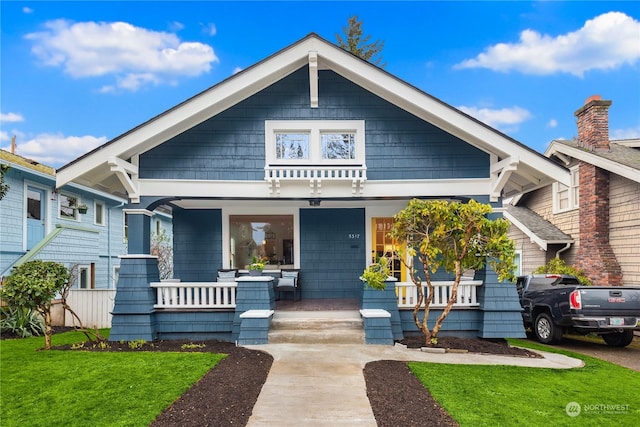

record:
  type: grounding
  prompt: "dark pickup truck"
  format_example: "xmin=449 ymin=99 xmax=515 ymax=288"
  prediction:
xmin=516 ymin=274 xmax=640 ymax=347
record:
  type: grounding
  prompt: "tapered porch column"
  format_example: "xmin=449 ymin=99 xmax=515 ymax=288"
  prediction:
xmin=110 ymin=209 xmax=159 ymax=341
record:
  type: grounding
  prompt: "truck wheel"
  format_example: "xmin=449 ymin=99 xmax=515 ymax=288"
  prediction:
xmin=534 ymin=313 xmax=562 ymax=344
xmin=602 ymin=330 xmax=634 ymax=347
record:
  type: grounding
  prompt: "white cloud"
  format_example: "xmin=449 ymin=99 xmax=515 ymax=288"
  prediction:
xmin=1 ymin=133 xmax=108 ymax=167
xmin=232 ymin=66 xmax=243 ymax=75
xmin=26 ymin=20 xmax=219 ymax=91
xmin=611 ymin=125 xmax=640 ymax=140
xmin=23 ymin=7 xmax=33 ymax=14
xmin=547 ymin=119 xmax=558 ymax=129
xmin=455 ymin=12 xmax=640 ymax=76
xmin=203 ymin=23 xmax=217 ymax=36
xmin=1 ymin=112 xmax=25 ymax=123
xmin=457 ymin=105 xmax=532 ymax=131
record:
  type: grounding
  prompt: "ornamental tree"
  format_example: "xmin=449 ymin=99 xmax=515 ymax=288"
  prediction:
xmin=389 ymin=199 xmax=516 ymax=346
xmin=1 ymin=260 xmax=69 ymax=349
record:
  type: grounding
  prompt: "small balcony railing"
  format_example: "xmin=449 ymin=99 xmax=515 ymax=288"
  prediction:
xmin=264 ymin=165 xmax=367 ymax=195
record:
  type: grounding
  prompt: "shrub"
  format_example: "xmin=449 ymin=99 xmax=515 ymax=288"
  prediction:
xmin=533 ymin=258 xmax=591 ymax=285
xmin=0 ymin=306 xmax=45 ymax=338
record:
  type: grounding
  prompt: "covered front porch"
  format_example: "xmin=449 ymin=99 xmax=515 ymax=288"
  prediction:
xmin=109 ymin=262 xmax=524 ymax=343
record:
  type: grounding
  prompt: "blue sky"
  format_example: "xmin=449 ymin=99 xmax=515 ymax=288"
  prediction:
xmin=1 ymin=1 xmax=639 ymax=168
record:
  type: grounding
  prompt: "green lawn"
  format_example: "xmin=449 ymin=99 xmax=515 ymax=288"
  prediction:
xmin=0 ymin=331 xmax=224 ymax=427
xmin=409 ymin=339 xmax=640 ymax=427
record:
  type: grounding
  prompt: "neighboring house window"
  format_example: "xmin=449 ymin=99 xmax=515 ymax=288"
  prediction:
xmin=94 ymin=201 xmax=105 ymax=226
xmin=229 ymin=215 xmax=294 ymax=269
xmin=514 ymin=250 xmax=522 ymax=277
xmin=553 ymin=166 xmax=579 ymax=213
xmin=265 ymin=120 xmax=365 ymax=165
xmin=59 ymin=193 xmax=79 ymax=220
xmin=112 ymin=265 xmax=120 ymax=288
xmin=77 ymin=265 xmax=91 ymax=289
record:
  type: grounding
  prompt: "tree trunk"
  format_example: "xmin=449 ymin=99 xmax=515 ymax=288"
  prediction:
xmin=431 ymin=261 xmax=462 ymax=341
xmin=43 ymin=310 xmax=53 ymax=350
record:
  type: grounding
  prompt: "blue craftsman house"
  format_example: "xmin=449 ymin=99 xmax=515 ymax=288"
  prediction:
xmin=56 ymin=34 xmax=569 ymax=343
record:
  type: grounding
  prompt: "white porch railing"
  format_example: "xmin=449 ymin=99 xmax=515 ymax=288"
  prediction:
xmin=150 ymin=282 xmax=237 ymax=309
xmin=264 ymin=165 xmax=367 ymax=195
xmin=395 ymin=280 xmax=482 ymax=309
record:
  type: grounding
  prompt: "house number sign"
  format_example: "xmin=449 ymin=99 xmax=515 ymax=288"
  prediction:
xmin=348 ymin=234 xmax=360 ymax=239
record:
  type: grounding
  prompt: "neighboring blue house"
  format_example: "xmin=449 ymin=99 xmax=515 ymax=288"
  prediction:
xmin=56 ymin=34 xmax=569 ymax=342
xmin=0 ymin=149 xmax=127 ymax=288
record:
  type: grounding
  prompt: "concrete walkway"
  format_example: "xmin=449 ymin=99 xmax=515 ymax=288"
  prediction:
xmin=244 ymin=343 xmax=583 ymax=426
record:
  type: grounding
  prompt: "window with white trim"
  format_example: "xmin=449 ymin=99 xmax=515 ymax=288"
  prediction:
xmin=77 ymin=265 xmax=91 ymax=289
xmin=553 ymin=166 xmax=579 ymax=213
xmin=59 ymin=193 xmax=79 ymax=221
xmin=265 ymin=120 xmax=365 ymax=165
xmin=94 ymin=201 xmax=105 ymax=226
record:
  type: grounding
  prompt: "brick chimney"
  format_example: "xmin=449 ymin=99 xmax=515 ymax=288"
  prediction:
xmin=574 ymin=95 xmax=622 ymax=286
xmin=575 ymin=95 xmax=612 ymax=151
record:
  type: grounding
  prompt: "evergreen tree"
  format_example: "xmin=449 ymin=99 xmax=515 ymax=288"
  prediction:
xmin=336 ymin=15 xmax=386 ymax=68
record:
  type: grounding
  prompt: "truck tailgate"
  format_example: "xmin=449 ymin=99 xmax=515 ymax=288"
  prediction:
xmin=576 ymin=286 xmax=640 ymax=313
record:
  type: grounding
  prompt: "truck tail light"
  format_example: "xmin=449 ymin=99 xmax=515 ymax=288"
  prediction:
xmin=570 ymin=290 xmax=582 ymax=310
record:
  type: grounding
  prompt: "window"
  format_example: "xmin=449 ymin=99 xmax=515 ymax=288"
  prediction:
xmin=94 ymin=201 xmax=105 ymax=226
xmin=229 ymin=215 xmax=293 ymax=269
xmin=266 ymin=120 xmax=364 ymax=165
xmin=276 ymin=133 xmax=309 ymax=159
xmin=59 ymin=193 xmax=79 ymax=220
xmin=77 ymin=265 xmax=91 ymax=289
xmin=514 ymin=250 xmax=522 ymax=277
xmin=372 ymin=218 xmax=404 ymax=281
xmin=112 ymin=265 xmax=120 ymax=288
xmin=322 ymin=133 xmax=355 ymax=160
xmin=553 ymin=166 xmax=579 ymax=213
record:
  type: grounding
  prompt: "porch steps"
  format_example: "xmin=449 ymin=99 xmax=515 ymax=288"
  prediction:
xmin=268 ymin=310 xmax=365 ymax=344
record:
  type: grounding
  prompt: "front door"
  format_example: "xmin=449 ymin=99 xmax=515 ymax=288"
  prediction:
xmin=300 ymin=208 xmax=365 ymax=299
xmin=26 ymin=187 xmax=45 ymax=249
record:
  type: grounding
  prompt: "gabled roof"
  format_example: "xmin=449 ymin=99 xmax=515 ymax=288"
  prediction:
xmin=504 ymin=205 xmax=573 ymax=251
xmin=546 ymin=139 xmax=640 ymax=184
xmin=56 ymin=33 xmax=569 ymax=200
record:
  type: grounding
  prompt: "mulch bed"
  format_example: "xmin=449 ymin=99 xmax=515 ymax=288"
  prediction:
xmin=12 ymin=327 xmax=540 ymax=426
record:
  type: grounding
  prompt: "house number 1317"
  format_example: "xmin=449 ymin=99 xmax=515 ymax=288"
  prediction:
xmin=348 ymin=234 xmax=360 ymax=239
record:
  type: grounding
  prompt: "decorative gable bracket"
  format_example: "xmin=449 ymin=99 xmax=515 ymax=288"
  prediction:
xmin=490 ymin=156 xmax=519 ymax=202
xmin=108 ymin=157 xmax=140 ymax=203
xmin=265 ymin=165 xmax=367 ymax=195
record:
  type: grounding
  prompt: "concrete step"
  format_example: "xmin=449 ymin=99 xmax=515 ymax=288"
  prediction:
xmin=268 ymin=310 xmax=365 ymax=344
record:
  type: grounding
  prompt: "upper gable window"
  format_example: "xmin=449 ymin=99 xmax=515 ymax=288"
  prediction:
xmin=553 ymin=166 xmax=579 ymax=213
xmin=266 ymin=120 xmax=364 ymax=165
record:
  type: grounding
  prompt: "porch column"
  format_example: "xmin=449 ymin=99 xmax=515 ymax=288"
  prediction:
xmin=361 ymin=278 xmax=403 ymax=340
xmin=476 ymin=266 xmax=526 ymax=339
xmin=233 ymin=276 xmax=275 ymax=340
xmin=109 ymin=209 xmax=158 ymax=341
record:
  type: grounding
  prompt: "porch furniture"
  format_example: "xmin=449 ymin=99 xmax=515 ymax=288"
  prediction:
xmin=276 ymin=269 xmax=300 ymax=301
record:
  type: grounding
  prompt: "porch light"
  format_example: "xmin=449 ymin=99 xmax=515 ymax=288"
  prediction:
xmin=309 ymin=198 xmax=321 ymax=207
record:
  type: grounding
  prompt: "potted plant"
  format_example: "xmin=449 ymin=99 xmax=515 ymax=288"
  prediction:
xmin=76 ymin=204 xmax=88 ymax=214
xmin=248 ymin=256 xmax=266 ymax=276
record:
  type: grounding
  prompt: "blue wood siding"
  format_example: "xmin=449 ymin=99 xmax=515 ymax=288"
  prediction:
xmin=299 ymin=208 xmax=365 ymax=299
xmin=140 ymin=68 xmax=488 ymax=181
xmin=172 ymin=208 xmax=222 ymax=281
